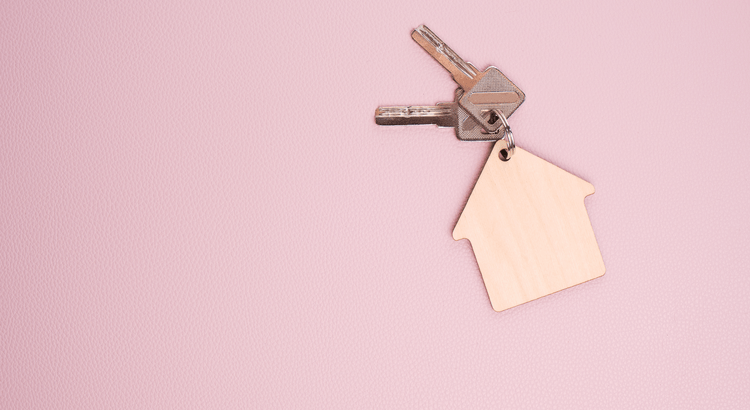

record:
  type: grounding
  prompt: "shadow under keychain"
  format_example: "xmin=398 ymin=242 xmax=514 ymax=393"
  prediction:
xmin=375 ymin=25 xmax=605 ymax=312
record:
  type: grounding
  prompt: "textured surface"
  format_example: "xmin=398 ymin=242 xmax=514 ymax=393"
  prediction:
xmin=2 ymin=0 xmax=750 ymax=408
xmin=458 ymin=67 xmax=525 ymax=133
xmin=453 ymin=146 xmax=604 ymax=312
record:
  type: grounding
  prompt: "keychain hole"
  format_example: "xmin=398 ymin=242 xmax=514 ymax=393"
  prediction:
xmin=487 ymin=111 xmax=500 ymax=125
xmin=499 ymin=148 xmax=510 ymax=161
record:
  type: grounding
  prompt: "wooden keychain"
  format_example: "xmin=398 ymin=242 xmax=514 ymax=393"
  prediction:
xmin=376 ymin=25 xmax=604 ymax=311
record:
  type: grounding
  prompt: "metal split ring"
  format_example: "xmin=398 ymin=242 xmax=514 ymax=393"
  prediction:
xmin=493 ymin=110 xmax=515 ymax=161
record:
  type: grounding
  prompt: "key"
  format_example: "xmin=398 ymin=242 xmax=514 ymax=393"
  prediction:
xmin=411 ymin=25 xmax=525 ymax=133
xmin=375 ymin=89 xmax=508 ymax=141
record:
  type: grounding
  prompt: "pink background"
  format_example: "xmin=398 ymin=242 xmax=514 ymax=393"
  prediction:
xmin=2 ymin=0 xmax=749 ymax=408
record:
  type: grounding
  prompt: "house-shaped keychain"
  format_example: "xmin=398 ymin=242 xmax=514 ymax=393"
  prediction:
xmin=453 ymin=143 xmax=605 ymax=312
xmin=373 ymin=25 xmax=605 ymax=312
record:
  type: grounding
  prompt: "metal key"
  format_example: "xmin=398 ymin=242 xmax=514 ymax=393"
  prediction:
xmin=412 ymin=25 xmax=525 ymax=133
xmin=375 ymin=88 xmax=505 ymax=141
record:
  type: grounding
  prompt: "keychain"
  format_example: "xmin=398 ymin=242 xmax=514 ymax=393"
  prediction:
xmin=376 ymin=25 xmax=605 ymax=312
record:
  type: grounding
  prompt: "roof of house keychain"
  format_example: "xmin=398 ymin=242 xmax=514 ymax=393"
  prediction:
xmin=376 ymin=25 xmax=605 ymax=312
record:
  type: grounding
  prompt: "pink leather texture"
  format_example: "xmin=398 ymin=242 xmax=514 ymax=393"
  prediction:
xmin=2 ymin=1 xmax=749 ymax=408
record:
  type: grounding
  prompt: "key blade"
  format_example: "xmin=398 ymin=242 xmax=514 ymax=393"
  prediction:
xmin=411 ymin=25 xmax=478 ymax=91
xmin=375 ymin=104 xmax=457 ymax=127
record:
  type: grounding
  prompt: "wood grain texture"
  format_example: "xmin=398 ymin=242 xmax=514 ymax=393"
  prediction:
xmin=453 ymin=143 xmax=605 ymax=312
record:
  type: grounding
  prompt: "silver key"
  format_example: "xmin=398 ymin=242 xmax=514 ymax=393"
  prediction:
xmin=375 ymin=89 xmax=506 ymax=141
xmin=411 ymin=25 xmax=525 ymax=133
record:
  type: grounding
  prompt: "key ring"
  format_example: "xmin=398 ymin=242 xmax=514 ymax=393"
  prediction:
xmin=493 ymin=110 xmax=515 ymax=161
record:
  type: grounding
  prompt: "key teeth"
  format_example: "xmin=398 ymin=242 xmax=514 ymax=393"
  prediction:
xmin=412 ymin=25 xmax=439 ymax=49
